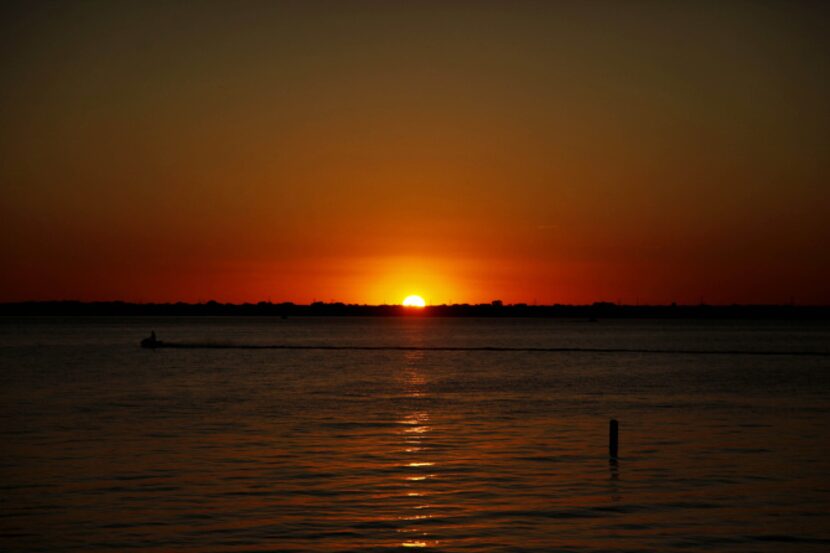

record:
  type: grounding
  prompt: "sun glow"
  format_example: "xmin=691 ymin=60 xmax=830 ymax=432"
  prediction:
xmin=402 ymin=295 xmax=426 ymax=308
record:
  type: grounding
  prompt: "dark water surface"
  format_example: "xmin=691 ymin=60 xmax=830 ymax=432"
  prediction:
xmin=1 ymin=317 xmax=830 ymax=552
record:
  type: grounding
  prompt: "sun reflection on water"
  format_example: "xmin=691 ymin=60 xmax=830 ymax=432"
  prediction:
xmin=396 ymin=348 xmax=438 ymax=548
xmin=405 ymin=475 xmax=433 ymax=481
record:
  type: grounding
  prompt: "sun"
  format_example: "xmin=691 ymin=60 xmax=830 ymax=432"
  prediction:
xmin=402 ymin=295 xmax=426 ymax=308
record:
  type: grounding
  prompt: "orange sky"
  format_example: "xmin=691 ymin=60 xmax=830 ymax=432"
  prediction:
xmin=2 ymin=1 xmax=829 ymax=304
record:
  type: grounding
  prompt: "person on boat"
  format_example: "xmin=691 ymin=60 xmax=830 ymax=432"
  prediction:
xmin=141 ymin=331 xmax=160 ymax=348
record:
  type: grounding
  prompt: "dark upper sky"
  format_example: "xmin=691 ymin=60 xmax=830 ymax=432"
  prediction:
xmin=2 ymin=0 xmax=829 ymax=304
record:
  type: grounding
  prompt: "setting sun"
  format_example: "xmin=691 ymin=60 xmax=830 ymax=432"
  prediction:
xmin=402 ymin=295 xmax=426 ymax=308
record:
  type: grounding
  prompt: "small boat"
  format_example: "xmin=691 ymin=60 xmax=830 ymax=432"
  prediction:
xmin=140 ymin=331 xmax=162 ymax=349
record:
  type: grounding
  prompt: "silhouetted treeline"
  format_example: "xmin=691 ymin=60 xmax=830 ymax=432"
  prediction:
xmin=1 ymin=301 xmax=828 ymax=319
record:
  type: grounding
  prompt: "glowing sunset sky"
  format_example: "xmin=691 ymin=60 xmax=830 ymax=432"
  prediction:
xmin=2 ymin=1 xmax=829 ymax=304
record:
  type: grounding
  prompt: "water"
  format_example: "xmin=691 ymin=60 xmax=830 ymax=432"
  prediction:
xmin=1 ymin=317 xmax=830 ymax=552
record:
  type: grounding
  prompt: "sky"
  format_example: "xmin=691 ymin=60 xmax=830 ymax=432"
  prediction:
xmin=2 ymin=0 xmax=829 ymax=305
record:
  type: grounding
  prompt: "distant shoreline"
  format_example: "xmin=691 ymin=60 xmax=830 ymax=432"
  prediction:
xmin=2 ymin=301 xmax=828 ymax=319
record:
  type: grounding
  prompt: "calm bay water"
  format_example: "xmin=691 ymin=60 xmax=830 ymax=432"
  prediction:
xmin=1 ymin=317 xmax=830 ymax=552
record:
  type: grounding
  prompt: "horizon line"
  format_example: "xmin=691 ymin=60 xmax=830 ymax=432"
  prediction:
xmin=2 ymin=300 xmax=829 ymax=309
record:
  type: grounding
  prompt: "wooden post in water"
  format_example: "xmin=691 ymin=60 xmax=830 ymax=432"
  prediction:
xmin=609 ymin=419 xmax=619 ymax=459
